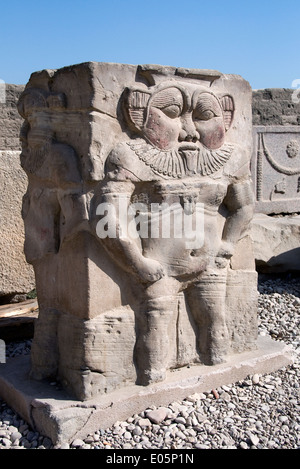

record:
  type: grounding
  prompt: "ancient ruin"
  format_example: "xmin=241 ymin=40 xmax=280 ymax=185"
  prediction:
xmin=252 ymin=125 xmax=300 ymax=214
xmin=16 ymin=62 xmax=258 ymax=400
xmin=0 ymin=84 xmax=35 ymax=301
xmin=0 ymin=64 xmax=293 ymax=444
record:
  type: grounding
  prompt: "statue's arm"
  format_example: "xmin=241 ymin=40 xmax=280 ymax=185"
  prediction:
xmin=216 ymin=145 xmax=255 ymax=266
xmin=96 ymin=147 xmax=165 ymax=283
xmin=216 ymin=150 xmax=255 ymax=266
xmin=221 ymin=179 xmax=254 ymax=250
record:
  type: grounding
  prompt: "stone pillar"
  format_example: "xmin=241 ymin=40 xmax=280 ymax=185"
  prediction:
xmin=18 ymin=62 xmax=257 ymax=400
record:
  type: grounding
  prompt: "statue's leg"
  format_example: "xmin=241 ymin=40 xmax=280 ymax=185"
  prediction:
xmin=23 ymin=188 xmax=60 ymax=262
xmin=58 ymin=189 xmax=89 ymax=244
xmin=135 ymin=277 xmax=179 ymax=385
xmin=187 ymin=269 xmax=229 ymax=365
xmin=30 ymin=306 xmax=60 ymax=380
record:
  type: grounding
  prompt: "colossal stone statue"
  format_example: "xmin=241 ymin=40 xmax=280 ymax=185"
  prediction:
xmin=18 ymin=63 xmax=257 ymax=400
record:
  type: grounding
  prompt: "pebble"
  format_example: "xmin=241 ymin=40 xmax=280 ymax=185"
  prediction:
xmin=10 ymin=431 xmax=22 ymax=442
xmin=252 ymin=374 xmax=260 ymax=385
xmin=0 ymin=275 xmax=299 ymax=449
xmin=2 ymin=438 xmax=11 ymax=447
xmin=146 ymin=407 xmax=169 ymax=424
xmin=240 ymin=441 xmax=248 ymax=449
xmin=249 ymin=433 xmax=260 ymax=447
xmin=195 ymin=443 xmax=210 ymax=449
xmin=71 ymin=438 xmax=85 ymax=448
xmin=137 ymin=418 xmax=151 ymax=428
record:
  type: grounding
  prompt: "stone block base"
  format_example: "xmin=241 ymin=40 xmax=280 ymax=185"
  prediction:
xmin=0 ymin=336 xmax=293 ymax=445
xmin=251 ymin=214 xmax=300 ymax=273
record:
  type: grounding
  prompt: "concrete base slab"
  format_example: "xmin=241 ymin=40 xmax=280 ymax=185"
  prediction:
xmin=0 ymin=336 xmax=294 ymax=445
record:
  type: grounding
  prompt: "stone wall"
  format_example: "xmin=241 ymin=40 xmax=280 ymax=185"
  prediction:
xmin=251 ymin=88 xmax=300 ymax=273
xmin=0 ymin=84 xmax=24 ymax=151
xmin=251 ymin=88 xmax=300 ymax=215
xmin=252 ymin=88 xmax=300 ymax=126
xmin=0 ymin=84 xmax=35 ymax=301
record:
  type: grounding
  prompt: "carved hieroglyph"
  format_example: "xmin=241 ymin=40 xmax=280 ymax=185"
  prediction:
xmin=18 ymin=63 xmax=257 ymax=400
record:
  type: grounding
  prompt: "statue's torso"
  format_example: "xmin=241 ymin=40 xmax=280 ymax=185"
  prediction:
xmin=102 ymin=140 xmax=247 ymax=278
xmin=130 ymin=176 xmax=228 ymax=277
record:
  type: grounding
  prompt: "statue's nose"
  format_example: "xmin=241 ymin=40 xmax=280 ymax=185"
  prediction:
xmin=179 ymin=114 xmax=200 ymax=143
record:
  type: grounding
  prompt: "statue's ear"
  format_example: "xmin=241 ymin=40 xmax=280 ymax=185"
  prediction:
xmin=220 ymin=95 xmax=234 ymax=131
xmin=17 ymin=88 xmax=48 ymax=118
xmin=124 ymin=87 xmax=151 ymax=131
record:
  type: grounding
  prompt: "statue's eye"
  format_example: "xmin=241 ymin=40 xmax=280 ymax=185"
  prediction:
xmin=161 ymin=104 xmax=182 ymax=119
xmin=193 ymin=109 xmax=216 ymax=121
xmin=193 ymin=93 xmax=222 ymax=122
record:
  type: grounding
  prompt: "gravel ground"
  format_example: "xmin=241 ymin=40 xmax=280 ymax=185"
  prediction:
xmin=0 ymin=274 xmax=299 ymax=450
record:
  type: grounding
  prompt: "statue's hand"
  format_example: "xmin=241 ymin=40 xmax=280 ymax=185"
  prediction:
xmin=215 ymin=241 xmax=234 ymax=269
xmin=138 ymin=258 xmax=165 ymax=284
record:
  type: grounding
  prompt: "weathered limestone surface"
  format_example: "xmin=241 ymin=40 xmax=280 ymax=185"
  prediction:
xmin=251 ymin=214 xmax=300 ymax=272
xmin=251 ymin=125 xmax=300 ymax=215
xmin=15 ymin=62 xmax=259 ymax=401
xmin=0 ymin=84 xmax=35 ymax=299
xmin=0 ymin=150 xmax=35 ymax=298
xmin=0 ymin=84 xmax=24 ymax=151
xmin=252 ymin=88 xmax=300 ymax=126
xmin=0 ymin=336 xmax=293 ymax=445
xmin=250 ymin=89 xmax=300 ymax=270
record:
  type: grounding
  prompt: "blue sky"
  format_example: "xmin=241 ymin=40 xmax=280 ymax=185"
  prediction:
xmin=0 ymin=0 xmax=299 ymax=89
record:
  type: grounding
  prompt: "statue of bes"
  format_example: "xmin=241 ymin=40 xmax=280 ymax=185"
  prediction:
xmin=99 ymin=73 xmax=254 ymax=385
xmin=18 ymin=63 xmax=257 ymax=400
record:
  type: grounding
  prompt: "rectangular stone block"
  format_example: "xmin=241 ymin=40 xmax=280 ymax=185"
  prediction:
xmin=0 ymin=336 xmax=293 ymax=445
xmin=252 ymin=125 xmax=300 ymax=214
xmin=0 ymin=150 xmax=35 ymax=298
xmin=17 ymin=62 xmax=257 ymax=402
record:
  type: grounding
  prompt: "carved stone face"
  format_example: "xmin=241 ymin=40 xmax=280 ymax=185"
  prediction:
xmin=137 ymin=84 xmax=228 ymax=151
xmin=286 ymin=140 xmax=299 ymax=158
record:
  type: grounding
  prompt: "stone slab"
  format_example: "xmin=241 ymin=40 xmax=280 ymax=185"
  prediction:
xmin=252 ymin=125 xmax=300 ymax=215
xmin=0 ymin=336 xmax=293 ymax=445
xmin=251 ymin=213 xmax=300 ymax=272
xmin=0 ymin=150 xmax=35 ymax=298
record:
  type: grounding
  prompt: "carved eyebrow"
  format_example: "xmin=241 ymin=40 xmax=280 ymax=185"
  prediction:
xmin=194 ymin=93 xmax=222 ymax=116
xmin=151 ymin=88 xmax=183 ymax=110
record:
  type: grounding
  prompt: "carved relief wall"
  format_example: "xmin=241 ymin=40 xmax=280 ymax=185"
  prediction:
xmin=252 ymin=126 xmax=300 ymax=214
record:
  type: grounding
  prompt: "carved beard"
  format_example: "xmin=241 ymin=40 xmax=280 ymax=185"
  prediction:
xmin=127 ymin=139 xmax=234 ymax=178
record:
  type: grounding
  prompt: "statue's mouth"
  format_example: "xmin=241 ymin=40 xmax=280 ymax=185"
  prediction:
xmin=178 ymin=142 xmax=199 ymax=152
xmin=177 ymin=144 xmax=200 ymax=173
xmin=178 ymin=144 xmax=199 ymax=169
